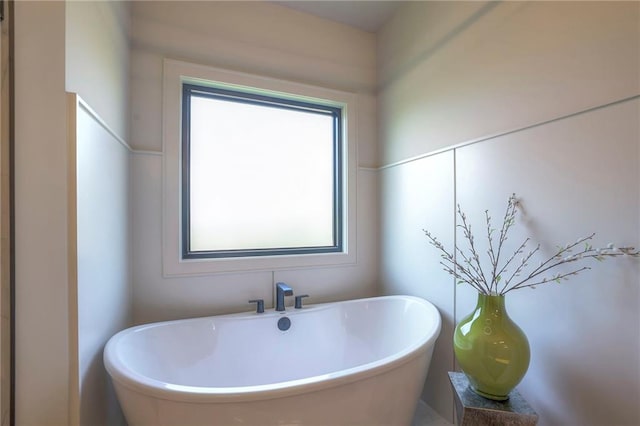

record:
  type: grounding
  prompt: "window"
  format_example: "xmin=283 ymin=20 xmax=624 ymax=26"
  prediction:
xmin=181 ymin=84 xmax=343 ymax=258
xmin=162 ymin=59 xmax=357 ymax=275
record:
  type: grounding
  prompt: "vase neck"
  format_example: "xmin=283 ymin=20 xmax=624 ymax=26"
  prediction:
xmin=476 ymin=293 xmax=506 ymax=314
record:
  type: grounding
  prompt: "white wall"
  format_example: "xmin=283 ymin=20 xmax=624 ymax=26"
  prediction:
xmin=66 ymin=2 xmax=131 ymax=425
xmin=378 ymin=2 xmax=640 ymax=425
xmin=14 ymin=1 xmax=131 ymax=425
xmin=379 ymin=151 xmax=456 ymax=419
xmin=66 ymin=0 xmax=130 ymax=140
xmin=129 ymin=1 xmax=379 ymax=324
xmin=14 ymin=2 xmax=71 ymax=425
xmin=17 ymin=2 xmax=638 ymax=425
xmin=73 ymin=98 xmax=130 ymax=426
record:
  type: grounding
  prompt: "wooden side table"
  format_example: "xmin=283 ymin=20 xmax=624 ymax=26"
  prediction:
xmin=448 ymin=372 xmax=538 ymax=425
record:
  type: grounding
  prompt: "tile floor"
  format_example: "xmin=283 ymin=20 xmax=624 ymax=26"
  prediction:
xmin=412 ymin=401 xmax=454 ymax=426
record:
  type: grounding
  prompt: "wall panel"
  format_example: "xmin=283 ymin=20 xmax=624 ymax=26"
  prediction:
xmin=73 ymin=96 xmax=130 ymax=426
xmin=378 ymin=1 xmax=640 ymax=424
xmin=455 ymin=98 xmax=639 ymax=426
xmin=378 ymin=1 xmax=640 ymax=166
xmin=379 ymin=151 xmax=455 ymax=421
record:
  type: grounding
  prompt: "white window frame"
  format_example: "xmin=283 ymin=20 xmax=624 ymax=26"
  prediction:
xmin=162 ymin=59 xmax=358 ymax=276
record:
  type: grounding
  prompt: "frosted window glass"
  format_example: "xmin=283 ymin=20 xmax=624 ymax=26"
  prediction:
xmin=184 ymin=88 xmax=341 ymax=256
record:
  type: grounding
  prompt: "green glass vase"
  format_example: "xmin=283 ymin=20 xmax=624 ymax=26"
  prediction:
xmin=453 ymin=293 xmax=530 ymax=401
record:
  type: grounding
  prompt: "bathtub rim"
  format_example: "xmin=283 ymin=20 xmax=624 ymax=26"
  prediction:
xmin=104 ymin=295 xmax=442 ymax=403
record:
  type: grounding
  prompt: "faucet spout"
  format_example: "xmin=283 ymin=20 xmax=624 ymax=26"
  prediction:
xmin=275 ymin=282 xmax=293 ymax=311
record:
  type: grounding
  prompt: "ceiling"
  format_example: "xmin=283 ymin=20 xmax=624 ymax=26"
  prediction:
xmin=272 ymin=1 xmax=404 ymax=33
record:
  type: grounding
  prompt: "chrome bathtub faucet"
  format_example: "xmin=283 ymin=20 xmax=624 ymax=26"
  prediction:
xmin=275 ymin=282 xmax=293 ymax=311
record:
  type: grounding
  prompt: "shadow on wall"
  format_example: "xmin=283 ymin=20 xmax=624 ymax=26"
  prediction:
xmin=420 ymin=312 xmax=456 ymax=422
xmin=379 ymin=1 xmax=502 ymax=89
xmin=542 ymin=357 xmax=629 ymax=425
xmin=80 ymin=350 xmax=126 ymax=426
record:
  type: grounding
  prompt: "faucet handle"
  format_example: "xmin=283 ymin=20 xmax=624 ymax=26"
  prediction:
xmin=294 ymin=294 xmax=309 ymax=309
xmin=248 ymin=299 xmax=265 ymax=314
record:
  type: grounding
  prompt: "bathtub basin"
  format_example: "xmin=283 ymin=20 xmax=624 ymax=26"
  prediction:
xmin=104 ymin=295 xmax=441 ymax=425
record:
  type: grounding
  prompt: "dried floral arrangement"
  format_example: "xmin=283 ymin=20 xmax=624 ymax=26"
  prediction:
xmin=423 ymin=194 xmax=640 ymax=295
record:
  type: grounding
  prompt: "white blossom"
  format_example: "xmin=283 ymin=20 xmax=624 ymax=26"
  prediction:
xmin=423 ymin=193 xmax=640 ymax=295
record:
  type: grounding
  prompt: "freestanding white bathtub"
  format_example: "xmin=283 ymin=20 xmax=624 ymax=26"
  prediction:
xmin=104 ymin=295 xmax=441 ymax=426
